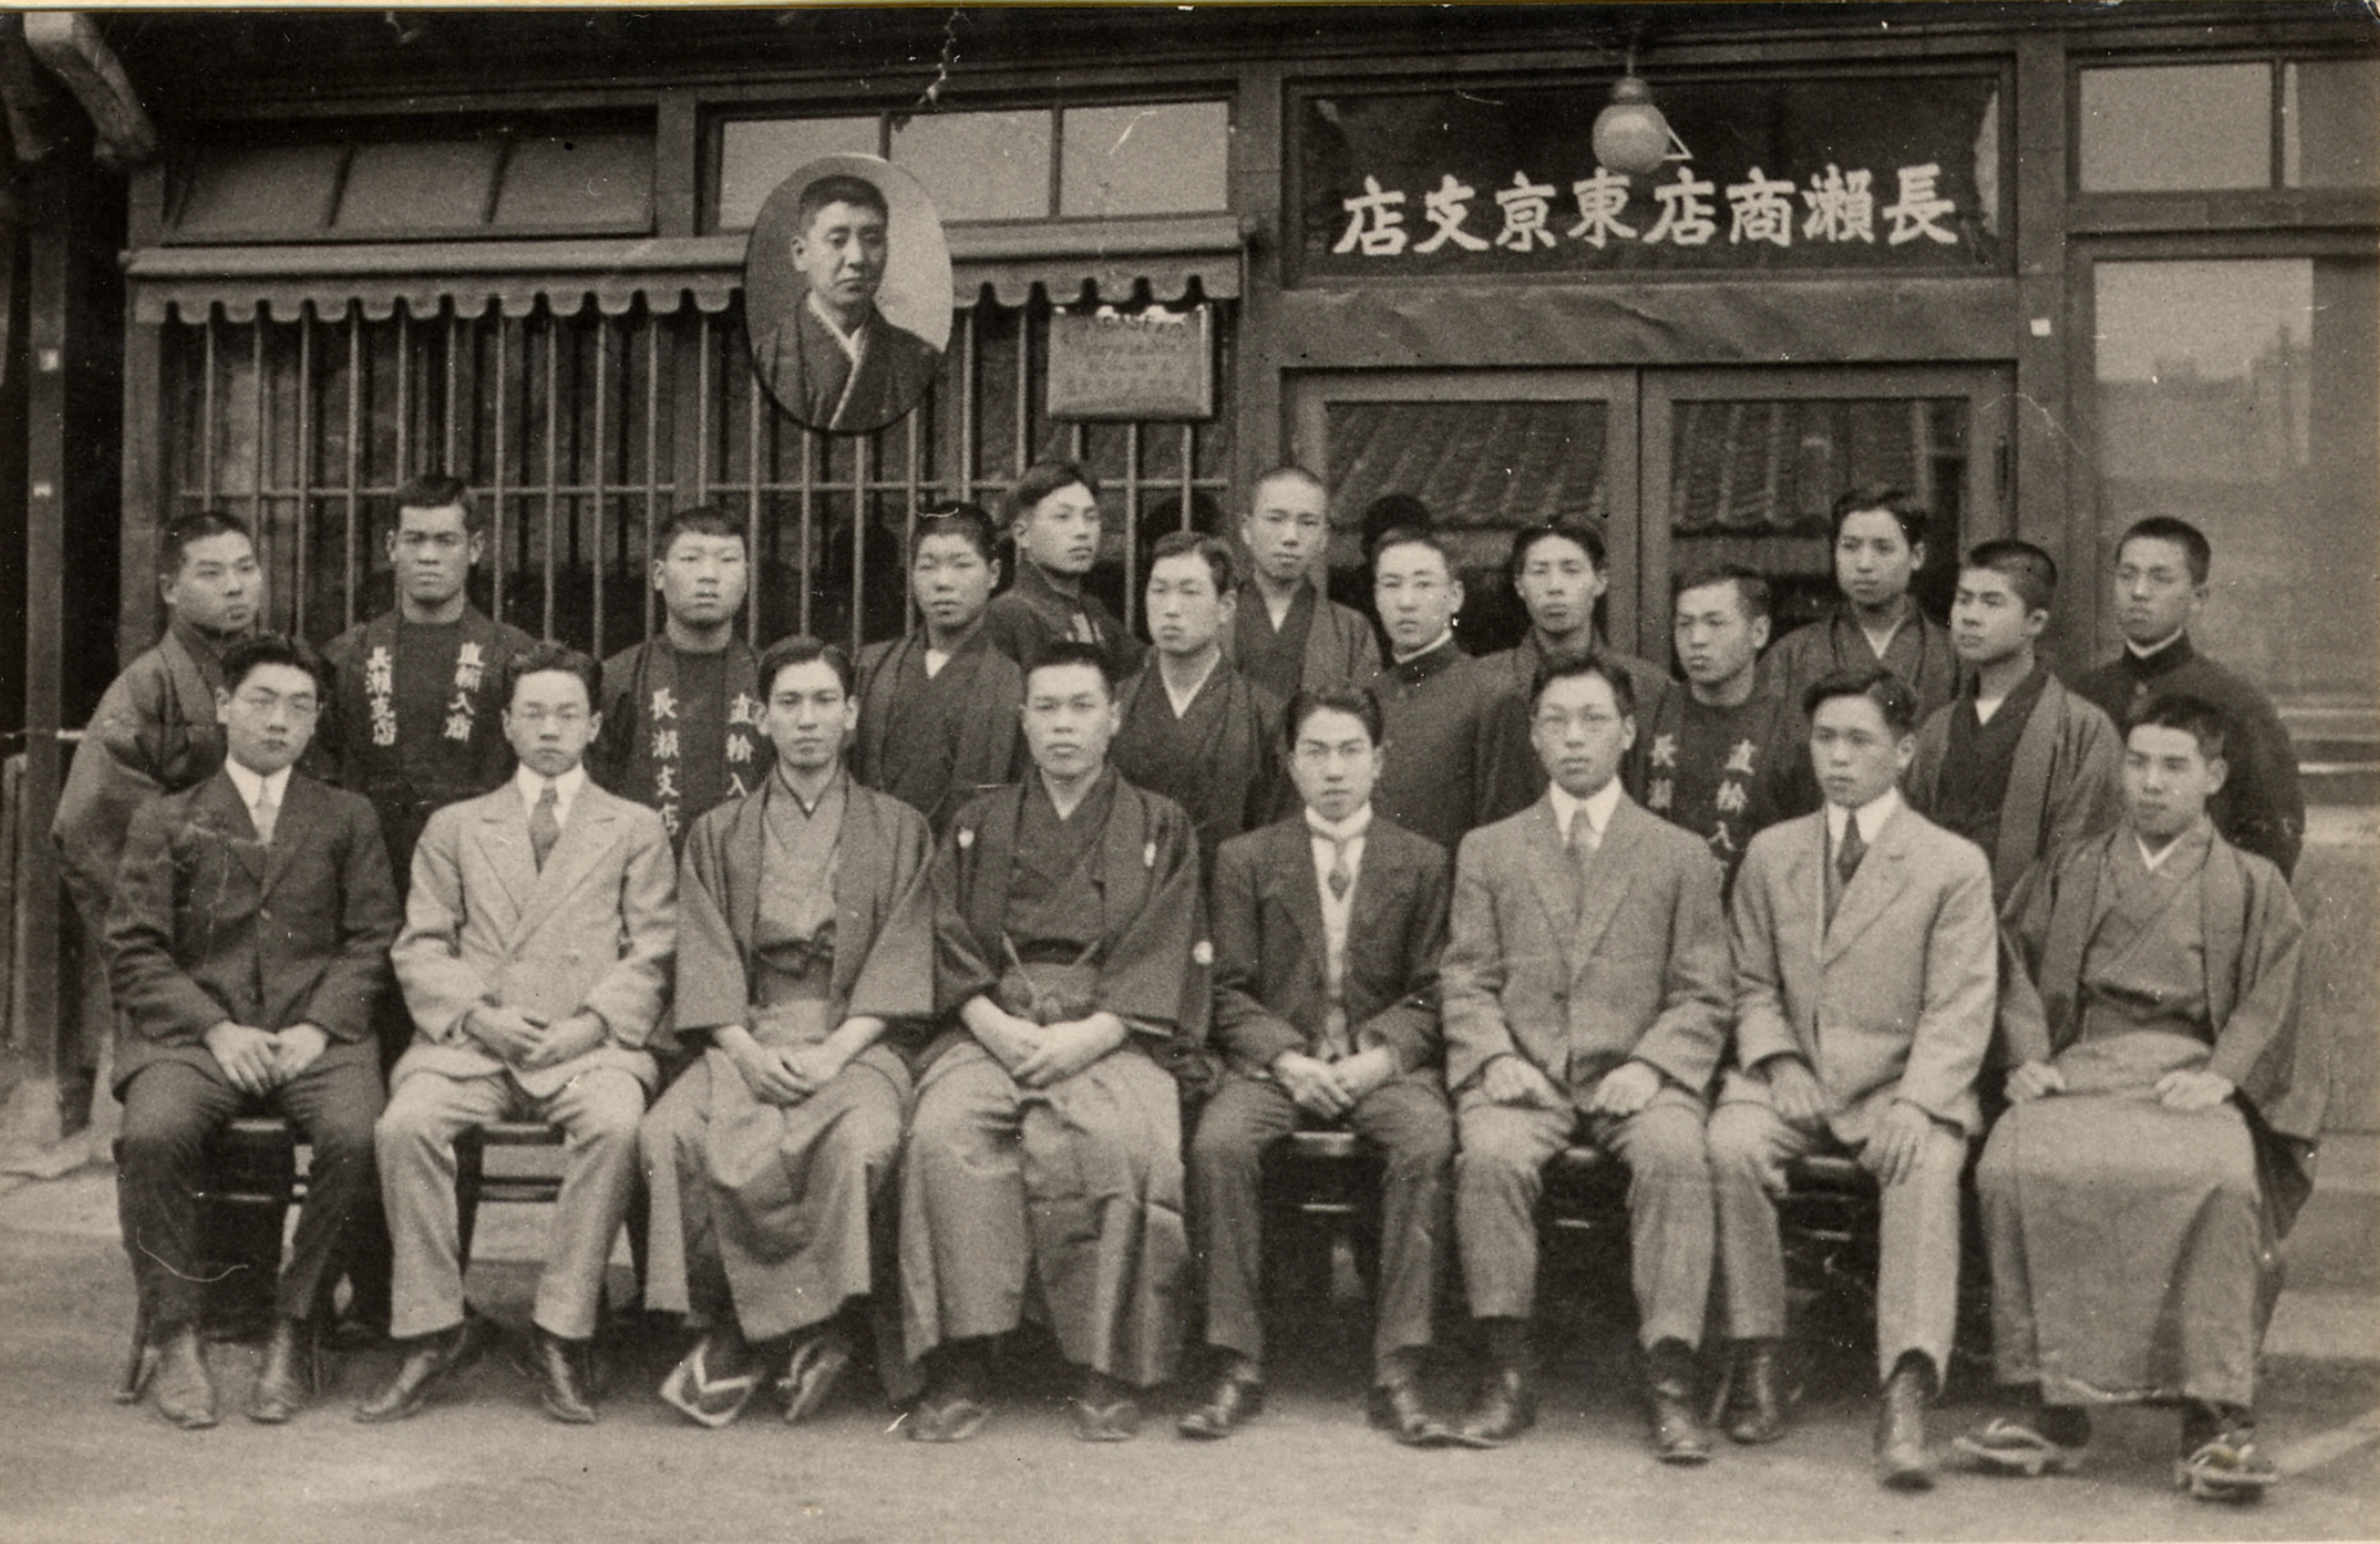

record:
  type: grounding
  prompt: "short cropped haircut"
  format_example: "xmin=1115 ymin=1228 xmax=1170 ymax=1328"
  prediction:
xmin=1532 ymin=651 xmax=1636 ymax=719
xmin=758 ymin=634 xmax=855 ymax=698
xmin=1284 ymin=685 xmax=1384 ymax=749
xmin=2126 ymin=691 xmax=2229 ymax=764
xmin=1249 ymin=464 xmax=1328 ymax=512
xmin=1022 ymin=638 xmax=1117 ymax=699
xmin=392 ymin=473 xmax=480 ymax=533
xmin=1828 ymin=484 xmax=1928 ymax=548
xmin=1672 ymin=562 xmax=1772 ymax=623
xmin=220 ymin=632 xmax=326 ymax=698
xmin=656 ymin=505 xmax=745 ymax=557
xmin=1369 ymin=523 xmax=1455 ymax=579
xmin=912 ymin=499 xmax=1001 ymax=565
xmin=1963 ymin=538 xmax=2058 ymax=614
xmin=157 ymin=509 xmax=253 ymax=577
xmin=1148 ymin=529 xmax=1238 ymax=593
xmin=1359 ymin=494 xmax=1432 ymax=558
xmin=795 ymin=172 xmax=889 ymax=229
xmin=1506 ymin=522 xmax=1608 ymax=585
xmin=2117 ymin=515 xmax=2213 ymax=586
xmin=1802 ymin=665 xmax=1918 ymax=738
xmin=502 ymin=641 xmax=601 ymax=710
xmin=1008 ymin=460 xmax=1101 ymax=527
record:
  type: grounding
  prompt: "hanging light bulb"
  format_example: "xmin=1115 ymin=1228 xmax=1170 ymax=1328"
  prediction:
xmin=1592 ymin=70 xmax=1673 ymax=178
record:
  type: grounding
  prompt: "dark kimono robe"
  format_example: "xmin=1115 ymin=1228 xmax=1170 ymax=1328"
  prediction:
xmin=1109 ymin=661 xmax=1290 ymax=881
xmin=592 ymin=637 xmax=771 ymax=846
xmin=851 ymin=628 xmax=1025 ymax=836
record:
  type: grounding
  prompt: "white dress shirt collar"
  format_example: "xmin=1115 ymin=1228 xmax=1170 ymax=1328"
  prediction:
xmin=223 ymin=759 xmax=290 ymax=815
xmin=1825 ymin=785 xmax=1901 ymax=846
xmin=1305 ymin=804 xmax=1374 ymax=845
xmin=515 ymin=763 xmax=588 ymax=827
xmin=1547 ymin=778 xmax=1624 ymax=846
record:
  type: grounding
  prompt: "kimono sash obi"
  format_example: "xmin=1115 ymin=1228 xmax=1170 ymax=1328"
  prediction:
xmin=996 ymin=936 xmax=1102 ymax=1024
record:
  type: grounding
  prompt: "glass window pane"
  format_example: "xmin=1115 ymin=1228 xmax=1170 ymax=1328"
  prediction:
xmin=717 ymin=116 xmax=881 ymax=230
xmin=496 ymin=132 xmax=654 ymax=230
xmin=2095 ymin=258 xmax=2380 ymax=709
xmin=892 ymin=109 xmax=1051 ymax=222
xmin=1059 ymin=101 xmax=1230 ymax=217
xmin=2079 ymin=65 xmax=2271 ymax=192
xmin=2284 ymin=59 xmax=2380 ymax=189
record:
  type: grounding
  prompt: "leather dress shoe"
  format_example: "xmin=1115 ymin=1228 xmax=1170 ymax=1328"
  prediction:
xmin=535 ymin=1326 xmax=598 ymax=1425
xmin=1875 ymin=1361 xmax=1935 ymax=1490
xmin=354 ymin=1314 xmax=486 ymax=1423
xmin=1723 ymin=1339 xmax=1794 ymax=1445
xmin=1367 ymin=1379 xmax=1452 ymax=1448
xmin=153 ymin=1325 xmax=218 ymax=1430
xmin=248 ymin=1315 xmax=315 ymax=1424
xmin=1646 ymin=1353 xmax=1711 ymax=1464
xmin=1450 ymin=1367 xmax=1536 ymax=1448
xmin=1178 ymin=1369 xmax=1265 ymax=1439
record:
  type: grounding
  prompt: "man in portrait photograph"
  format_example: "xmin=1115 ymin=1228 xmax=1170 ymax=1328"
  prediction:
xmin=751 ymin=171 xmax=944 ymax=436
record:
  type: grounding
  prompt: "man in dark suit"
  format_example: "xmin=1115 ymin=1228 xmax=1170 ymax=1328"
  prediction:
xmin=1714 ymin=667 xmax=1997 ymax=1489
xmin=106 ymin=634 xmax=401 ymax=1428
xmin=751 ymin=172 xmax=943 ymax=436
xmin=1441 ymin=656 xmax=1731 ymax=1456
xmin=1182 ymin=686 xmax=1455 ymax=1445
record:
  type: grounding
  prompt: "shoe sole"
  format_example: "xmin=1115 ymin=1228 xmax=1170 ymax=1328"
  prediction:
xmin=779 ymin=1340 xmax=850 ymax=1426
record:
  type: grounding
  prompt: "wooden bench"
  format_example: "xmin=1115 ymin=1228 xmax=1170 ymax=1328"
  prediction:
xmin=453 ymin=1120 xmax=649 ymax=1298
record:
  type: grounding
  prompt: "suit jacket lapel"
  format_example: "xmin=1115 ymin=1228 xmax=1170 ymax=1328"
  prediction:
xmin=259 ymin=776 xmax=323 ymax=895
xmin=1264 ymin=822 xmax=1327 ymax=965
xmin=197 ymin=771 xmax=269 ymax=884
xmin=1822 ymin=807 xmax=1914 ymax=964
xmin=476 ymin=789 xmax=539 ymax=934
xmin=530 ymin=785 xmax=621 ymax=919
xmin=1570 ymin=797 xmax=1645 ymax=976
xmin=1517 ymin=800 xmax=1578 ymax=964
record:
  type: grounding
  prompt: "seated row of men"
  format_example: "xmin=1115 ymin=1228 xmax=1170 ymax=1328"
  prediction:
xmin=70 ymin=469 xmax=2315 ymax=1504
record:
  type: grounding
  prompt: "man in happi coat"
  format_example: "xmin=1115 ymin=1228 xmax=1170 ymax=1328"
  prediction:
xmin=852 ymin=501 xmax=1024 ymax=834
xmin=1363 ymin=528 xmax=1534 ymax=853
xmin=1482 ymin=521 xmax=1672 ymax=805
xmin=1629 ymin=565 xmax=1815 ymax=891
xmin=1219 ymin=466 xmax=1380 ymax=701
xmin=642 ymin=637 xmax=934 ymax=1428
xmin=899 ymin=640 xmax=1202 ymax=1444
xmin=2072 ymin=517 xmax=2305 ymax=878
xmin=321 ymin=474 xmax=536 ymax=902
xmin=1906 ymin=541 xmax=2122 ymax=904
xmin=1111 ymin=532 xmax=1292 ymax=879
xmin=1762 ymin=486 xmax=1961 ymax=728
xmin=55 ymin=511 xmax=265 ymax=1103
xmin=1955 ymin=694 xmax=2321 ymax=1503
xmin=980 ymin=459 xmax=1144 ymax=682
xmin=592 ymin=506 xmax=771 ymax=847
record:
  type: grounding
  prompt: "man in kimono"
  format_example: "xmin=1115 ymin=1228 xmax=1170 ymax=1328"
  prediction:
xmin=1221 ymin=465 xmax=1380 ymax=700
xmin=1182 ymin=685 xmax=1455 ymax=1446
xmin=360 ymin=643 xmax=675 ymax=1427
xmin=1112 ymin=531 xmax=1291 ymax=878
xmin=1442 ymin=657 xmax=1731 ymax=1457
xmin=55 ymin=510 xmax=263 ymax=1112
xmin=1713 ymin=667 xmax=1995 ymax=1489
xmin=899 ymin=640 xmax=1201 ymax=1444
xmin=1629 ymin=565 xmax=1814 ymax=891
xmin=592 ymin=505 xmax=771 ymax=846
xmin=750 ymin=172 xmax=943 ymax=437
xmin=106 ymin=635 xmax=399 ymax=1428
xmin=1762 ymin=487 xmax=1960 ymax=727
xmin=853 ymin=501 xmax=1025 ymax=834
xmin=1957 ymin=694 xmax=2320 ymax=1503
xmin=980 ymin=460 xmax=1143 ymax=681
xmin=1364 ymin=529 xmax=1533 ymax=852
xmin=2073 ymin=517 xmax=2304 ymax=878
xmin=1907 ymin=541 xmax=2123 ymax=904
xmin=1482 ymin=522 xmax=1671 ymax=772
xmin=641 ymin=636 xmax=934 ymax=1428
xmin=321 ymin=474 xmax=537 ymax=901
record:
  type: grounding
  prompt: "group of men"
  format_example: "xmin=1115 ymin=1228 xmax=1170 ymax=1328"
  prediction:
xmin=59 ymin=461 xmax=2321 ymax=1503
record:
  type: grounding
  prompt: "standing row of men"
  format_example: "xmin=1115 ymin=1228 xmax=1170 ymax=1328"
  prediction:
xmin=62 ymin=467 xmax=2318 ymax=1503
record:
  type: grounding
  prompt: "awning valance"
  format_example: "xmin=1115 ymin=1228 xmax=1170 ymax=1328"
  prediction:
xmin=126 ymin=213 xmax=1246 ymax=324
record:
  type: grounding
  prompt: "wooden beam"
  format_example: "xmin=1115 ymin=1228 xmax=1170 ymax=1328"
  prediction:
xmin=22 ymin=10 xmax=155 ymax=169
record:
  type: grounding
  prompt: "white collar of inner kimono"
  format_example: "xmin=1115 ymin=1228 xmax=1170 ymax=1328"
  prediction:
xmin=1826 ymin=786 xmax=1901 ymax=847
xmin=807 ymin=289 xmax=864 ymax=363
xmin=1548 ymin=777 xmax=1623 ymax=846
xmin=2134 ymin=823 xmax=2203 ymax=873
xmin=2125 ymin=629 xmax=2187 ymax=662
xmin=222 ymin=759 xmax=289 ymax=814
xmin=515 ymin=763 xmax=586 ymax=827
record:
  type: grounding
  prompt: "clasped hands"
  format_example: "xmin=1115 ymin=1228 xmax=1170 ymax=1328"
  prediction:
xmin=968 ymin=1000 xmax=1129 ymax=1089
xmin=464 ymin=1004 xmax=606 ymax=1072
xmin=1271 ymin=1046 xmax=1397 ymax=1118
xmin=717 ymin=1024 xmax=854 ymax=1107
xmin=203 ymin=1020 xmax=330 ymax=1096
xmin=1476 ymin=1051 xmax=1663 ymax=1119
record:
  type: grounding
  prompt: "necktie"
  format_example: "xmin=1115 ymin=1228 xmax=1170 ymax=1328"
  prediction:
xmin=251 ymin=793 xmax=278 ymax=846
xmin=1324 ymin=834 xmax=1354 ymax=900
xmin=1567 ymin=812 xmax=1598 ymax=911
xmin=1827 ymin=817 xmax=1867 ymax=926
xmin=530 ymin=783 xmax=561 ymax=871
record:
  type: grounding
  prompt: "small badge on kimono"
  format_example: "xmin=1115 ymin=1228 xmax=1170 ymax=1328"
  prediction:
xmin=1142 ymin=840 xmax=1157 ymax=869
xmin=1192 ymin=938 xmax=1214 ymax=967
xmin=957 ymin=827 xmax=975 ymax=851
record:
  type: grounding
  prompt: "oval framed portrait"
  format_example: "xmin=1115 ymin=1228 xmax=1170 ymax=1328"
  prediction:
xmin=745 ymin=155 xmax=953 ymax=437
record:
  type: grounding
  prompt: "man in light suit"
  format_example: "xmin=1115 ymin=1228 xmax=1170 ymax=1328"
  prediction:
xmin=1182 ymin=685 xmax=1455 ymax=1446
xmin=360 ymin=643 xmax=677 ymax=1426
xmin=107 ymin=635 xmax=399 ymax=1428
xmin=1713 ymin=666 xmax=1996 ymax=1489
xmin=1442 ymin=656 xmax=1731 ymax=1456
